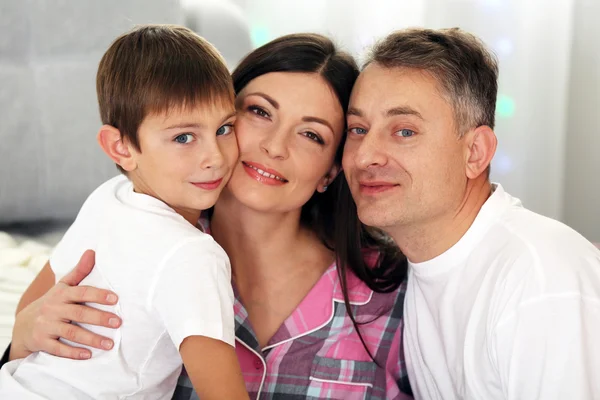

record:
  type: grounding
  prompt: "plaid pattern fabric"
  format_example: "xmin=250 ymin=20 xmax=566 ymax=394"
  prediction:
xmin=172 ymin=254 xmax=411 ymax=400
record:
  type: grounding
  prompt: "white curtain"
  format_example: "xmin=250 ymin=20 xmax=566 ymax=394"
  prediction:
xmin=185 ymin=0 xmax=599 ymax=241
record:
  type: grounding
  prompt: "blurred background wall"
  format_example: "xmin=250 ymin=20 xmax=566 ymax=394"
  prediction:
xmin=0 ymin=0 xmax=598 ymax=241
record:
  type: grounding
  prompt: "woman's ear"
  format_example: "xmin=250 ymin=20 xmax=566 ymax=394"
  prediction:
xmin=317 ymin=163 xmax=342 ymax=193
xmin=97 ymin=125 xmax=138 ymax=172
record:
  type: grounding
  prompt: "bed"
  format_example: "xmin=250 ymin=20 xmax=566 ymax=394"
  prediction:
xmin=0 ymin=226 xmax=69 ymax=350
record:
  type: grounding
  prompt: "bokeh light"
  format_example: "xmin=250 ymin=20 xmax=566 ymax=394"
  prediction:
xmin=251 ymin=25 xmax=270 ymax=47
xmin=496 ymin=94 xmax=515 ymax=118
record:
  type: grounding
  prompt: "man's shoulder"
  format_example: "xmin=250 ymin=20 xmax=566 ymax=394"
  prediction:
xmin=493 ymin=205 xmax=598 ymax=265
xmin=478 ymin=206 xmax=600 ymax=306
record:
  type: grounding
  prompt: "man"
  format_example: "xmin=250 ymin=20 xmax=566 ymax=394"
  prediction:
xmin=343 ymin=27 xmax=600 ymax=399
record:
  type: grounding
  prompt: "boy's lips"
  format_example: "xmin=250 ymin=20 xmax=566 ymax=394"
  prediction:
xmin=192 ymin=178 xmax=223 ymax=190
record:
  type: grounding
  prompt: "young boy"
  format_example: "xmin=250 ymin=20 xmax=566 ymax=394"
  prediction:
xmin=0 ymin=25 xmax=249 ymax=399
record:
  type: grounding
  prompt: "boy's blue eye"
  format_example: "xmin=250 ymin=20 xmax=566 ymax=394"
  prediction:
xmin=216 ymin=124 xmax=234 ymax=136
xmin=174 ymin=133 xmax=193 ymax=144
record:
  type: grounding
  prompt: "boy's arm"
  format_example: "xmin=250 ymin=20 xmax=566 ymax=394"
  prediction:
xmin=180 ymin=336 xmax=249 ymax=400
xmin=151 ymin=238 xmax=243 ymax=398
xmin=16 ymin=262 xmax=55 ymax=314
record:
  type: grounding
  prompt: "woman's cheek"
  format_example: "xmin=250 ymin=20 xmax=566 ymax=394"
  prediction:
xmin=233 ymin=118 xmax=254 ymax=151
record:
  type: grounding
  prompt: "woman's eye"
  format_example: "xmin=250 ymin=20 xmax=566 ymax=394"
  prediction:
xmin=348 ymin=127 xmax=367 ymax=135
xmin=303 ymin=131 xmax=324 ymax=144
xmin=216 ymin=124 xmax=234 ymax=136
xmin=248 ymin=106 xmax=270 ymax=118
xmin=174 ymin=133 xmax=194 ymax=144
xmin=396 ymin=128 xmax=416 ymax=138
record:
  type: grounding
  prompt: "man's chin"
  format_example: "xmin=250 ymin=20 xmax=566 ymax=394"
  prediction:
xmin=356 ymin=207 xmax=388 ymax=228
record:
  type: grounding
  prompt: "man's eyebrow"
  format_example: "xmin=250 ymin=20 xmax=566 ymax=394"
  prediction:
xmin=347 ymin=107 xmax=362 ymax=117
xmin=347 ymin=106 xmax=423 ymax=120
xmin=385 ymin=106 xmax=423 ymax=119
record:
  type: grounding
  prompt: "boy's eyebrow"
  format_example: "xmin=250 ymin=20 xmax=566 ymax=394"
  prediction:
xmin=164 ymin=123 xmax=204 ymax=130
xmin=164 ymin=111 xmax=236 ymax=130
xmin=220 ymin=111 xmax=237 ymax=124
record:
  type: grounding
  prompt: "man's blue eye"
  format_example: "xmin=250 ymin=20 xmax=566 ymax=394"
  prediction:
xmin=397 ymin=129 xmax=415 ymax=138
xmin=348 ymin=127 xmax=367 ymax=135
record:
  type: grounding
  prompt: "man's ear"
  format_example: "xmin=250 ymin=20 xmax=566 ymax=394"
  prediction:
xmin=97 ymin=125 xmax=137 ymax=172
xmin=464 ymin=125 xmax=497 ymax=179
xmin=317 ymin=163 xmax=342 ymax=193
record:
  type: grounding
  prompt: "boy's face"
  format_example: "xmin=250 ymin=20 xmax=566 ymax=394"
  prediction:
xmin=127 ymin=102 xmax=238 ymax=223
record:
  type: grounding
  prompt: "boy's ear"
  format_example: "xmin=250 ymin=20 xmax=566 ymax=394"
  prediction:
xmin=97 ymin=125 xmax=137 ymax=172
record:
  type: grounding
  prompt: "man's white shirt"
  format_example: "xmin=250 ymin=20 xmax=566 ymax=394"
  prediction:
xmin=404 ymin=184 xmax=600 ymax=400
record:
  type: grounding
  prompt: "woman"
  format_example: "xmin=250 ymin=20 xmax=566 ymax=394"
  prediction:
xmin=3 ymin=34 xmax=411 ymax=399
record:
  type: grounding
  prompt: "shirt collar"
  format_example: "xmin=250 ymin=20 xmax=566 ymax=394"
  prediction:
xmin=200 ymin=214 xmax=375 ymax=350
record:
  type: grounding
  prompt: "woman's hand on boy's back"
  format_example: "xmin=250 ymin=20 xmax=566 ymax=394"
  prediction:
xmin=10 ymin=250 xmax=122 ymax=361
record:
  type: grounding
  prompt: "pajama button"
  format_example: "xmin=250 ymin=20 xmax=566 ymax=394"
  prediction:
xmin=254 ymin=359 xmax=262 ymax=370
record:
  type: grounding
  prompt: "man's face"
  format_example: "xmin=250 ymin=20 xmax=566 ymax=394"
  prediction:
xmin=343 ymin=63 xmax=470 ymax=234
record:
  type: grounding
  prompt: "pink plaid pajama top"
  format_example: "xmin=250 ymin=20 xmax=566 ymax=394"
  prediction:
xmin=173 ymin=251 xmax=411 ymax=400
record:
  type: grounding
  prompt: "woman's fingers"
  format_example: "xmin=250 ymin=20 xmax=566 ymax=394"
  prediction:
xmin=59 ymin=250 xmax=96 ymax=287
xmin=46 ymin=338 xmax=92 ymax=360
xmin=61 ymin=285 xmax=118 ymax=306
xmin=61 ymin=304 xmax=121 ymax=328
xmin=54 ymin=321 xmax=114 ymax=351
xmin=11 ymin=251 xmax=122 ymax=362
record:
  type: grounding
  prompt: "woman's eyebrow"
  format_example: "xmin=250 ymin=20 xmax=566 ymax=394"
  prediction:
xmin=244 ymin=92 xmax=280 ymax=109
xmin=302 ymin=116 xmax=333 ymax=133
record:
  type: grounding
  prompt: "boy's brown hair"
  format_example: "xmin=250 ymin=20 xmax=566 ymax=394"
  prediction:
xmin=97 ymin=24 xmax=234 ymax=154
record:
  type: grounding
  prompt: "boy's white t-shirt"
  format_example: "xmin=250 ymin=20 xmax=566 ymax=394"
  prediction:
xmin=403 ymin=184 xmax=600 ymax=400
xmin=0 ymin=175 xmax=235 ymax=399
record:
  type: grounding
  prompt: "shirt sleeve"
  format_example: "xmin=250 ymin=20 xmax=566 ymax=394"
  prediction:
xmin=149 ymin=237 xmax=235 ymax=350
xmin=493 ymin=294 xmax=600 ymax=400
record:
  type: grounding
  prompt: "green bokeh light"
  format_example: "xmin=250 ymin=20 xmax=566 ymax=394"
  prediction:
xmin=496 ymin=95 xmax=515 ymax=118
xmin=251 ymin=26 xmax=270 ymax=48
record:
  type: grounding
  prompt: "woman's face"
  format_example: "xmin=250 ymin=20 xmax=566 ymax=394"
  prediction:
xmin=225 ymin=72 xmax=345 ymax=214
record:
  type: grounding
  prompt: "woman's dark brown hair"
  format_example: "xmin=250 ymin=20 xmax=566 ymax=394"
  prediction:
xmin=231 ymin=33 xmax=408 ymax=360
